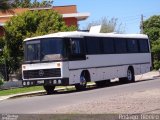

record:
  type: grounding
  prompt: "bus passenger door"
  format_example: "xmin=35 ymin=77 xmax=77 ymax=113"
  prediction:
xmin=67 ymin=38 xmax=86 ymax=84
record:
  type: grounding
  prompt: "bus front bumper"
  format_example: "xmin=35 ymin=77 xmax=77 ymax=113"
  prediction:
xmin=22 ymin=78 xmax=69 ymax=87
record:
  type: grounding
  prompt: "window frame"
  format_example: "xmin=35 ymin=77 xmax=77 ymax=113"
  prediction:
xmin=102 ymin=37 xmax=115 ymax=54
xmin=114 ymin=38 xmax=127 ymax=54
xmin=68 ymin=37 xmax=86 ymax=61
xmin=85 ymin=36 xmax=102 ymax=55
xmin=24 ymin=40 xmax=41 ymax=62
xmin=127 ymin=38 xmax=139 ymax=53
xmin=138 ymin=39 xmax=149 ymax=53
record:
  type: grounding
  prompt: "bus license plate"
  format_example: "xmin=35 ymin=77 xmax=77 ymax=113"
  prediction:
xmin=37 ymin=80 xmax=44 ymax=84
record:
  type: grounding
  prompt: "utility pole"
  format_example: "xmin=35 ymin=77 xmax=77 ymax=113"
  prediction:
xmin=140 ymin=14 xmax=144 ymax=34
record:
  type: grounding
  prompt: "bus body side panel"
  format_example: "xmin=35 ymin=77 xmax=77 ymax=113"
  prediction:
xmin=61 ymin=62 xmax=70 ymax=78
xmin=68 ymin=53 xmax=151 ymax=83
xmin=133 ymin=64 xmax=141 ymax=75
xmin=69 ymin=70 xmax=82 ymax=84
xmin=90 ymin=66 xmax=128 ymax=81
xmin=140 ymin=64 xmax=151 ymax=74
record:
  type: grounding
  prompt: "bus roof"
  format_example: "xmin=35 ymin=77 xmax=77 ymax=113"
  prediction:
xmin=24 ymin=31 xmax=148 ymax=41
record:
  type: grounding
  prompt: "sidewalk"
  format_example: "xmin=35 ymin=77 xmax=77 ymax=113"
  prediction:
xmin=0 ymin=71 xmax=159 ymax=101
xmin=135 ymin=71 xmax=159 ymax=81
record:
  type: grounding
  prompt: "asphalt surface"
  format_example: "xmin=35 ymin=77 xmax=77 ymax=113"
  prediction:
xmin=0 ymin=78 xmax=160 ymax=114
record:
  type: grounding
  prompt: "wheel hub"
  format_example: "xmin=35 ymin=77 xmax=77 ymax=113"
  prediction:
xmin=127 ymin=70 xmax=132 ymax=81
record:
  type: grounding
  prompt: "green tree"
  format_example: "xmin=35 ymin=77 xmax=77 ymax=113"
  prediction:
xmin=12 ymin=0 xmax=53 ymax=8
xmin=32 ymin=0 xmax=39 ymax=7
xmin=143 ymin=15 xmax=160 ymax=69
xmin=4 ymin=10 xmax=76 ymax=73
xmin=22 ymin=0 xmax=31 ymax=8
xmin=86 ymin=17 xmax=125 ymax=33
xmin=0 ymin=0 xmax=12 ymax=11
xmin=12 ymin=0 xmax=31 ymax=8
xmin=0 ymin=38 xmax=5 ymax=50
xmin=37 ymin=0 xmax=53 ymax=7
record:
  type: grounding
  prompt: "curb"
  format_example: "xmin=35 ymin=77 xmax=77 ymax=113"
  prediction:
xmin=0 ymin=87 xmax=66 ymax=101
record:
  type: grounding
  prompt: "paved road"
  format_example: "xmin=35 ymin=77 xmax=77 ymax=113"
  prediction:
xmin=0 ymin=78 xmax=160 ymax=114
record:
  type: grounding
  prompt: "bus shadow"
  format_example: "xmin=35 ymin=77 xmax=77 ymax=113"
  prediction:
xmin=45 ymin=77 xmax=157 ymax=96
xmin=11 ymin=77 xmax=157 ymax=99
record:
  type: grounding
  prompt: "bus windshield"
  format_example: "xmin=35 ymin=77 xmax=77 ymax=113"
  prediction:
xmin=24 ymin=38 xmax=65 ymax=63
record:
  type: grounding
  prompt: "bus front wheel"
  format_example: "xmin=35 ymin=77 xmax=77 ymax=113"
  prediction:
xmin=75 ymin=73 xmax=87 ymax=91
xmin=43 ymin=85 xmax=55 ymax=95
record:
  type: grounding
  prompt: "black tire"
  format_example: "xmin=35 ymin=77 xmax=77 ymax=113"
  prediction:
xmin=126 ymin=68 xmax=135 ymax=82
xmin=75 ymin=73 xmax=87 ymax=91
xmin=43 ymin=85 xmax=55 ymax=95
xmin=119 ymin=67 xmax=135 ymax=83
xmin=96 ymin=80 xmax=110 ymax=87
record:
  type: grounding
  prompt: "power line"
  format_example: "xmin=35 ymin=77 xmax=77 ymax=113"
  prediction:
xmin=120 ymin=15 xmax=140 ymax=21
xmin=124 ymin=18 xmax=140 ymax=23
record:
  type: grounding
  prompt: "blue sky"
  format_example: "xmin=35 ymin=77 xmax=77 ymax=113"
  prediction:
xmin=40 ymin=0 xmax=160 ymax=33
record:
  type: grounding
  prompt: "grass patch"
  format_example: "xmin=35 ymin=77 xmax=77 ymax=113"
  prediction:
xmin=0 ymin=86 xmax=66 ymax=96
xmin=0 ymin=86 xmax=44 ymax=96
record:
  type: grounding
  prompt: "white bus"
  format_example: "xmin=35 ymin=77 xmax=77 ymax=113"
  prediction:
xmin=22 ymin=31 xmax=151 ymax=94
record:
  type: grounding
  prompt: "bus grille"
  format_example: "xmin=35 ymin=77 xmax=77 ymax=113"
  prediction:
xmin=23 ymin=68 xmax=61 ymax=79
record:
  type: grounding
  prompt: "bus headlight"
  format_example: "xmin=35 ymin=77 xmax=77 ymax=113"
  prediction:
xmin=58 ymin=79 xmax=61 ymax=84
xmin=23 ymin=82 xmax=26 ymax=86
xmin=22 ymin=65 xmax=26 ymax=70
xmin=56 ymin=63 xmax=61 ymax=67
xmin=53 ymin=80 xmax=57 ymax=84
xmin=27 ymin=82 xmax=30 ymax=86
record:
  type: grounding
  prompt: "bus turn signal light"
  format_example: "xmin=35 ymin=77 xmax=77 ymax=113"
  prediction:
xmin=22 ymin=65 xmax=26 ymax=69
xmin=57 ymin=63 xmax=61 ymax=67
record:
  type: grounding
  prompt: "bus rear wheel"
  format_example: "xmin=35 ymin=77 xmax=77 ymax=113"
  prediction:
xmin=43 ymin=85 xmax=55 ymax=95
xmin=119 ymin=67 xmax=135 ymax=83
xmin=127 ymin=68 xmax=135 ymax=82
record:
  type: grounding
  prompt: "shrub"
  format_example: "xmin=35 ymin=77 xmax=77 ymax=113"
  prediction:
xmin=153 ymin=60 xmax=160 ymax=70
xmin=0 ymin=73 xmax=4 ymax=86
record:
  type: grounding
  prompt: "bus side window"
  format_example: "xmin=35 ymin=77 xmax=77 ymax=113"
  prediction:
xmin=127 ymin=39 xmax=139 ymax=53
xmin=115 ymin=38 xmax=127 ymax=53
xmin=102 ymin=37 xmax=115 ymax=54
xmin=139 ymin=39 xmax=149 ymax=53
xmin=86 ymin=37 xmax=101 ymax=54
